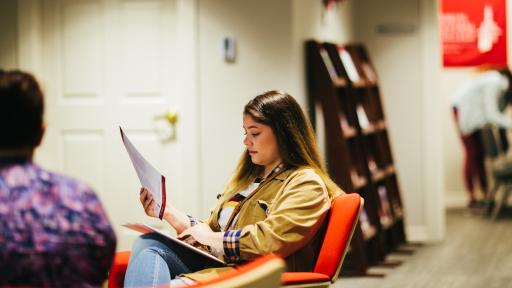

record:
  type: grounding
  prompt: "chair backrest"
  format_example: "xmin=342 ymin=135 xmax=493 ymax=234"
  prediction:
xmin=108 ymin=250 xmax=131 ymax=288
xmin=186 ymin=254 xmax=285 ymax=288
xmin=313 ymin=193 xmax=363 ymax=282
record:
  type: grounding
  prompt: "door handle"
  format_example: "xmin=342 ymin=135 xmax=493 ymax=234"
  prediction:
xmin=154 ymin=109 xmax=179 ymax=141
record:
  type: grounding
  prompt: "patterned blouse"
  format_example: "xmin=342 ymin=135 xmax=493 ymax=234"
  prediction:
xmin=0 ymin=160 xmax=117 ymax=287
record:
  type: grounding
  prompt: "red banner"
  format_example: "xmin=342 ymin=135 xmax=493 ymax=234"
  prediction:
xmin=441 ymin=0 xmax=507 ymax=67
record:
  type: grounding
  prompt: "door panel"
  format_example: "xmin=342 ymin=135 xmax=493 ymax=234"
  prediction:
xmin=35 ymin=0 xmax=197 ymax=250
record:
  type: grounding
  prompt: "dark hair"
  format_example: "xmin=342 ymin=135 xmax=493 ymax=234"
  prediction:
xmin=227 ymin=90 xmax=341 ymax=197
xmin=498 ymin=68 xmax=512 ymax=79
xmin=498 ymin=68 xmax=512 ymax=110
xmin=0 ymin=70 xmax=45 ymax=148
xmin=244 ymin=91 xmax=318 ymax=168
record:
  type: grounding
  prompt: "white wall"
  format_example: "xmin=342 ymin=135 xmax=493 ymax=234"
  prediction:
xmin=353 ymin=0 xmax=423 ymax=230
xmin=352 ymin=0 xmax=444 ymax=241
xmin=197 ymin=0 xmax=354 ymax=217
xmin=198 ymin=0 xmax=293 ymax=216
xmin=0 ymin=0 xmax=18 ymax=69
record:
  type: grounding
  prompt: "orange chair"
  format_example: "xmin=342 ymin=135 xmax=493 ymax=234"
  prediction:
xmin=108 ymin=250 xmax=131 ymax=288
xmin=281 ymin=193 xmax=363 ymax=287
xmin=108 ymin=193 xmax=362 ymax=288
xmin=108 ymin=253 xmax=284 ymax=288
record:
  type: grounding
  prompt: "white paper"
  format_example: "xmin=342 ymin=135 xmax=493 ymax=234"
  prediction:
xmin=120 ymin=127 xmax=166 ymax=219
xmin=122 ymin=223 xmax=226 ymax=265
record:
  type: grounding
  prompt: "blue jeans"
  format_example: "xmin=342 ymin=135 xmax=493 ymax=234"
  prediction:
xmin=123 ymin=233 xmax=221 ymax=287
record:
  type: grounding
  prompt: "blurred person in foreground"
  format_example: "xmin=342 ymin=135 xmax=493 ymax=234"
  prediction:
xmin=0 ymin=70 xmax=116 ymax=286
xmin=451 ymin=66 xmax=512 ymax=209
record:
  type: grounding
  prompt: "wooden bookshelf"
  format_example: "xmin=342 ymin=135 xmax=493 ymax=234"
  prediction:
xmin=305 ymin=40 xmax=408 ymax=276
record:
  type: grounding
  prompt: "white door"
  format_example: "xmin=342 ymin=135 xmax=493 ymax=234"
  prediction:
xmin=18 ymin=0 xmax=199 ymax=250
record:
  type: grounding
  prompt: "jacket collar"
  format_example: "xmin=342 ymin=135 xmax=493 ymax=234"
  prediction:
xmin=274 ymin=167 xmax=294 ymax=181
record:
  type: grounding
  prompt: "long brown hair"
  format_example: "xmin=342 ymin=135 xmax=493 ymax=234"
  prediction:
xmin=226 ymin=90 xmax=341 ymax=198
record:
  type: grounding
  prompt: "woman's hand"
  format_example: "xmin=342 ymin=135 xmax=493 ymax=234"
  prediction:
xmin=177 ymin=223 xmax=224 ymax=256
xmin=139 ymin=187 xmax=158 ymax=218
xmin=139 ymin=187 xmax=193 ymax=234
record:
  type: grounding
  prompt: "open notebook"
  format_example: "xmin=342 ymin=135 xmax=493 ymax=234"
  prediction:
xmin=123 ymin=223 xmax=226 ymax=265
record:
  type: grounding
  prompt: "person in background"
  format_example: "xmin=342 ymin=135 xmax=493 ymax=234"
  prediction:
xmin=451 ymin=67 xmax=512 ymax=208
xmin=124 ymin=90 xmax=343 ymax=287
xmin=0 ymin=70 xmax=117 ymax=286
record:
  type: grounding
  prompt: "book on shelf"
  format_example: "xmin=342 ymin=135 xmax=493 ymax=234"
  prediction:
xmin=120 ymin=127 xmax=167 ymax=220
xmin=123 ymin=223 xmax=226 ymax=265
xmin=350 ymin=169 xmax=366 ymax=188
xmin=377 ymin=185 xmax=393 ymax=227
xmin=359 ymin=207 xmax=376 ymax=239
xmin=361 ymin=62 xmax=378 ymax=83
xmin=367 ymin=156 xmax=378 ymax=174
xmin=375 ymin=120 xmax=386 ymax=130
xmin=339 ymin=112 xmax=349 ymax=129
xmin=338 ymin=48 xmax=361 ymax=83
xmin=320 ymin=48 xmax=339 ymax=82
xmin=391 ymin=200 xmax=403 ymax=218
xmin=339 ymin=113 xmax=356 ymax=137
xmin=356 ymin=104 xmax=370 ymax=129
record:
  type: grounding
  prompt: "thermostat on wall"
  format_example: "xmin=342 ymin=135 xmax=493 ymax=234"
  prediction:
xmin=223 ymin=36 xmax=237 ymax=63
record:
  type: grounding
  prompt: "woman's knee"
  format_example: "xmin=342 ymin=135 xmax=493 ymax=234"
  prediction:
xmin=131 ymin=233 xmax=168 ymax=256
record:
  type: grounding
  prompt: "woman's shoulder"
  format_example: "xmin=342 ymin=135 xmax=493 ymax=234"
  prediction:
xmin=285 ymin=167 xmax=326 ymax=188
xmin=279 ymin=167 xmax=330 ymax=202
xmin=288 ymin=166 xmax=322 ymax=179
xmin=480 ymin=70 xmax=506 ymax=85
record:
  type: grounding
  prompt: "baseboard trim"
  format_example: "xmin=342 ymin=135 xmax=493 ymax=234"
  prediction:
xmin=406 ymin=225 xmax=428 ymax=242
xmin=445 ymin=192 xmax=467 ymax=208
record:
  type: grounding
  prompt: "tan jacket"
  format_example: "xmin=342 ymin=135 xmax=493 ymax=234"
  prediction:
xmin=184 ymin=167 xmax=334 ymax=282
